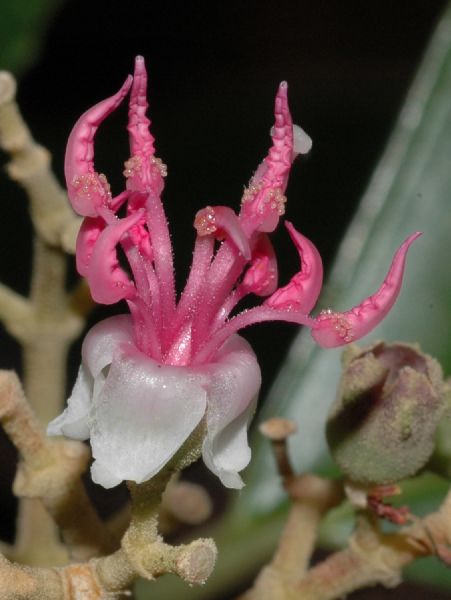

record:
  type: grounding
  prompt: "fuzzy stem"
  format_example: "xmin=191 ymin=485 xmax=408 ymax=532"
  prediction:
xmin=0 ymin=71 xmax=89 ymax=564
xmin=0 ymin=370 xmax=113 ymax=563
xmin=240 ymin=488 xmax=451 ymax=600
xmin=11 ymin=239 xmax=84 ymax=562
xmin=273 ymin=476 xmax=343 ymax=577
xmin=0 ymin=71 xmax=80 ymax=253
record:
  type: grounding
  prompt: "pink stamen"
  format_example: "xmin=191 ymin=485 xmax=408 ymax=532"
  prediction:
xmin=239 ymin=234 xmax=278 ymax=297
xmin=76 ymin=216 xmax=105 ymax=277
xmin=239 ymin=81 xmax=294 ymax=234
xmin=265 ymin=222 xmax=323 ymax=313
xmin=86 ymin=210 xmax=144 ymax=304
xmin=311 ymin=232 xmax=422 ymax=348
xmin=169 ymin=235 xmax=215 ymax=350
xmin=193 ymin=306 xmax=316 ymax=365
xmin=144 ymin=192 xmax=176 ymax=347
xmin=65 ymin=76 xmax=133 ymax=217
xmin=214 ymin=234 xmax=278 ymax=325
xmin=125 ymin=56 xmax=166 ymax=196
xmin=194 ymin=205 xmax=251 ymax=260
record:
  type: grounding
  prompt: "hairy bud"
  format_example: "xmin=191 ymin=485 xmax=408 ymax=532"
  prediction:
xmin=326 ymin=341 xmax=450 ymax=485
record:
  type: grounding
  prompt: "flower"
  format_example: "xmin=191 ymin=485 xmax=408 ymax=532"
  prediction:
xmin=48 ymin=56 xmax=420 ymax=489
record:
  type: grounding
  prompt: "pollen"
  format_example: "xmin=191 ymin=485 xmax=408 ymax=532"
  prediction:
xmin=151 ymin=156 xmax=168 ymax=177
xmin=123 ymin=155 xmax=142 ymax=178
xmin=194 ymin=206 xmax=217 ymax=236
xmin=317 ymin=309 xmax=354 ymax=343
xmin=241 ymin=182 xmax=287 ymax=216
xmin=241 ymin=181 xmax=263 ymax=205
xmin=124 ymin=155 xmax=167 ymax=179
xmin=72 ymin=172 xmax=112 ymax=201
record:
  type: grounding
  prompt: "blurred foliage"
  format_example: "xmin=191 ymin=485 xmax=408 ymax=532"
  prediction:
xmin=147 ymin=2 xmax=451 ymax=598
xmin=0 ymin=0 xmax=63 ymax=75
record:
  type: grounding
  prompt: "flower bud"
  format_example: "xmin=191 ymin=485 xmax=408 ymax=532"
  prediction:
xmin=326 ymin=341 xmax=451 ymax=486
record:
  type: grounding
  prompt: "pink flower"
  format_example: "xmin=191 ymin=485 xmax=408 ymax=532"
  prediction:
xmin=48 ymin=56 xmax=420 ymax=488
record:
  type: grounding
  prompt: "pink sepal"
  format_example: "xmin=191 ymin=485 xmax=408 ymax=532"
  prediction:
xmin=311 ymin=232 xmax=422 ymax=348
xmin=65 ymin=76 xmax=133 ymax=217
xmin=87 ymin=211 xmax=145 ymax=304
xmin=265 ymin=222 xmax=323 ymax=313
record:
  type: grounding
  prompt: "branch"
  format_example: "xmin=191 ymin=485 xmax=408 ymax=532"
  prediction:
xmin=0 ymin=370 xmax=114 ymax=561
xmin=0 ymin=71 xmax=80 ymax=254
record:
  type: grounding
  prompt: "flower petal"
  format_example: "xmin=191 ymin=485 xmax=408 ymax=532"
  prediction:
xmin=82 ymin=314 xmax=135 ymax=378
xmin=89 ymin=345 xmax=207 ymax=488
xmin=47 ymin=366 xmax=92 ymax=440
xmin=201 ymin=335 xmax=261 ymax=488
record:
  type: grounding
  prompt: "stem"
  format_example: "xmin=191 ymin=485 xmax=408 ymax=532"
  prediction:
xmin=11 ymin=239 xmax=83 ymax=562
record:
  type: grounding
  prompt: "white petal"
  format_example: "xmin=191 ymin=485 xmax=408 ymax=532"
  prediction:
xmin=202 ymin=335 xmax=261 ymax=488
xmin=82 ymin=314 xmax=134 ymax=378
xmin=89 ymin=345 xmax=207 ymax=487
xmin=90 ymin=461 xmax=123 ymax=489
xmin=47 ymin=366 xmax=92 ymax=440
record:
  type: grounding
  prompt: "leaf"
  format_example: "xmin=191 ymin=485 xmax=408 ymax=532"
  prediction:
xmin=0 ymin=0 xmax=64 ymax=75
xmin=142 ymin=3 xmax=451 ymax=598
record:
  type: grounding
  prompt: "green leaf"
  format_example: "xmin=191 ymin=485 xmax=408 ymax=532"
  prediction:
xmin=0 ymin=0 xmax=64 ymax=75
xmin=143 ymin=3 xmax=451 ymax=597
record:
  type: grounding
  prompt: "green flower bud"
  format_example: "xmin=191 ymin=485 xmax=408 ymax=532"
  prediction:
xmin=326 ymin=341 xmax=450 ymax=486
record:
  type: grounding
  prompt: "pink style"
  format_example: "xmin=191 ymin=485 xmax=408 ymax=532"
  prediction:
xmin=48 ymin=56 xmax=419 ymax=490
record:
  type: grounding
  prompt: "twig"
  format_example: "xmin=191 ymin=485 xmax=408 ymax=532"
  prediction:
xmin=0 ymin=370 xmax=114 ymax=561
xmin=0 ymin=71 xmax=80 ymax=254
xmin=0 ymin=70 xmax=90 ymax=562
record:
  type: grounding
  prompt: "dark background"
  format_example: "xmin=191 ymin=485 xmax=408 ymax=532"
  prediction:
xmin=1 ymin=1 xmax=450 ymax=597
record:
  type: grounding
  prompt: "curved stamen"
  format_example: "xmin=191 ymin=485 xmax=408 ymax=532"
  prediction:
xmin=127 ymin=297 xmax=162 ymax=361
xmin=125 ymin=56 xmax=166 ymax=195
xmin=65 ymin=76 xmax=133 ymax=217
xmin=86 ymin=210 xmax=145 ymax=304
xmin=76 ymin=216 xmax=105 ymax=277
xmin=128 ymin=55 xmax=156 ymax=157
xmin=265 ymin=222 xmax=323 ymax=314
xmin=194 ymin=205 xmax=251 ymax=260
xmin=145 ymin=192 xmax=176 ymax=347
xmin=193 ymin=306 xmax=315 ymax=365
xmin=213 ymin=234 xmax=278 ymax=328
xmin=239 ymin=234 xmax=278 ymax=297
xmin=311 ymin=232 xmax=421 ymax=348
xmin=169 ymin=235 xmax=215 ymax=345
xmin=239 ymin=82 xmax=297 ymax=234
